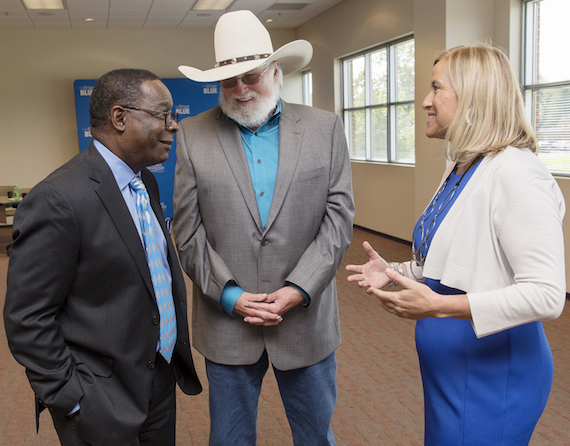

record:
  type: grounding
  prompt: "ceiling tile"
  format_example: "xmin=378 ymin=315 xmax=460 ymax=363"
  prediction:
xmin=71 ymin=19 xmax=108 ymax=28
xmin=0 ymin=0 xmax=342 ymax=29
xmin=111 ymin=11 xmax=147 ymax=17
xmin=0 ymin=17 xmax=32 ymax=27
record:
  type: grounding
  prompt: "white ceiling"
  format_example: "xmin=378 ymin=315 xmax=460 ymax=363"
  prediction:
xmin=0 ymin=0 xmax=343 ymax=29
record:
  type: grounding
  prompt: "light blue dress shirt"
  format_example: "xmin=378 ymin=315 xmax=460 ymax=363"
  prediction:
xmin=219 ymin=101 xmax=308 ymax=316
xmin=93 ymin=140 xmax=171 ymax=281
xmin=68 ymin=140 xmax=171 ymax=415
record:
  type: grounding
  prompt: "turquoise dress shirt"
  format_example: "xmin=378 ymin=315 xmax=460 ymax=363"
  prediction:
xmin=219 ymin=101 xmax=308 ymax=315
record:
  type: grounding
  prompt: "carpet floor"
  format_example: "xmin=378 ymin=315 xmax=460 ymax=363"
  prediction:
xmin=0 ymin=225 xmax=568 ymax=445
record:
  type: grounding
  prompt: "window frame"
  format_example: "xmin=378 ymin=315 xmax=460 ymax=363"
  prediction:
xmin=522 ymin=0 xmax=570 ymax=176
xmin=341 ymin=35 xmax=415 ymax=164
xmin=302 ymin=69 xmax=313 ymax=107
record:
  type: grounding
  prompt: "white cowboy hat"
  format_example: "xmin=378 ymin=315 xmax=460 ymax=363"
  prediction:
xmin=178 ymin=10 xmax=313 ymax=82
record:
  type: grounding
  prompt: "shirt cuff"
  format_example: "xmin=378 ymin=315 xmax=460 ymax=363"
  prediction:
xmin=68 ymin=402 xmax=80 ymax=416
xmin=287 ymin=283 xmax=310 ymax=307
xmin=221 ymin=282 xmax=244 ymax=316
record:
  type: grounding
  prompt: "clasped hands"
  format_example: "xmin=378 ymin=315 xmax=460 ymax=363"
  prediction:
xmin=346 ymin=241 xmax=439 ymax=320
xmin=234 ymin=286 xmax=305 ymax=326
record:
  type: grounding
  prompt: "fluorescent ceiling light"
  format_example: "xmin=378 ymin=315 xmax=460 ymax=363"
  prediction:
xmin=192 ymin=0 xmax=234 ymax=11
xmin=22 ymin=0 xmax=64 ymax=9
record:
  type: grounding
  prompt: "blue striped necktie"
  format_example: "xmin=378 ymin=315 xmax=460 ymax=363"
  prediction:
xmin=129 ymin=176 xmax=176 ymax=363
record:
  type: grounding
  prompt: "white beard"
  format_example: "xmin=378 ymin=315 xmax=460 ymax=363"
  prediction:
xmin=220 ymin=82 xmax=281 ymax=129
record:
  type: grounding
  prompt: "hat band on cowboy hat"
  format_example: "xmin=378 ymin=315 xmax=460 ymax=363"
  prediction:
xmin=214 ymin=53 xmax=272 ymax=68
xmin=178 ymin=10 xmax=313 ymax=83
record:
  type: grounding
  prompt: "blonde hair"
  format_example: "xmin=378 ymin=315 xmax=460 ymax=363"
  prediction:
xmin=435 ymin=44 xmax=537 ymax=167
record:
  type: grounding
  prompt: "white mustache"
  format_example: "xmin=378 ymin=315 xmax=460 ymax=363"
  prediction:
xmin=230 ymin=92 xmax=260 ymax=102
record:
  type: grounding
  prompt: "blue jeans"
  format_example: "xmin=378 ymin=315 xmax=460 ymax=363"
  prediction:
xmin=206 ymin=351 xmax=337 ymax=446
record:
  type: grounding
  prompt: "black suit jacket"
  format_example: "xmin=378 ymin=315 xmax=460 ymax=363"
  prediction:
xmin=4 ymin=143 xmax=201 ymax=446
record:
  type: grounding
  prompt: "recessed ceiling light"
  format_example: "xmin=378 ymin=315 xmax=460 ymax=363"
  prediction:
xmin=84 ymin=18 xmax=94 ymax=22
xmin=22 ymin=0 xmax=64 ymax=9
xmin=192 ymin=0 xmax=233 ymax=11
xmin=266 ymin=18 xmax=274 ymax=23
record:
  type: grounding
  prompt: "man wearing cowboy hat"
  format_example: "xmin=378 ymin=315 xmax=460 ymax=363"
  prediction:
xmin=173 ymin=10 xmax=354 ymax=445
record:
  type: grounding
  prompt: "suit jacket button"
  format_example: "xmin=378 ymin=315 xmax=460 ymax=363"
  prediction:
xmin=148 ymin=360 xmax=155 ymax=369
xmin=152 ymin=316 xmax=159 ymax=325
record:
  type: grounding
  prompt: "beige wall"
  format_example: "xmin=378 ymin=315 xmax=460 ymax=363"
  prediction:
xmin=1 ymin=0 xmax=569 ymax=291
xmin=297 ymin=0 xmax=416 ymax=240
xmin=295 ymin=0 xmax=525 ymax=235
xmin=0 ymin=28 xmax=296 ymax=189
xmin=298 ymin=0 xmax=570 ymax=292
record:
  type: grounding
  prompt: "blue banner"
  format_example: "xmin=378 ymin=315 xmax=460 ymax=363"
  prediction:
xmin=74 ymin=78 xmax=220 ymax=219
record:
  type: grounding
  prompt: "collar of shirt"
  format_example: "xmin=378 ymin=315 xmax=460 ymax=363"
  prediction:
xmin=93 ymin=139 xmax=144 ymax=238
xmin=93 ymin=139 xmax=137 ymax=191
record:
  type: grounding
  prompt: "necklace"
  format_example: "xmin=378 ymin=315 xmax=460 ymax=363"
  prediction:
xmin=411 ymin=161 xmax=476 ymax=272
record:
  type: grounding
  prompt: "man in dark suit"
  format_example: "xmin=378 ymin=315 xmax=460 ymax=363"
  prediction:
xmin=3 ymin=68 xmax=201 ymax=446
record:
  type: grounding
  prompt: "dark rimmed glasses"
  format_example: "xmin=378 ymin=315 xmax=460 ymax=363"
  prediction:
xmin=121 ymin=105 xmax=179 ymax=127
xmin=219 ymin=64 xmax=271 ymax=89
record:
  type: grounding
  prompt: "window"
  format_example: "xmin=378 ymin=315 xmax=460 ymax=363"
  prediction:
xmin=342 ymin=37 xmax=415 ymax=163
xmin=524 ymin=0 xmax=570 ymax=174
xmin=302 ymin=70 xmax=313 ymax=106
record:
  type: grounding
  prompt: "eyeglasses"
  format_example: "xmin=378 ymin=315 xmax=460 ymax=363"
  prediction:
xmin=121 ymin=105 xmax=179 ymax=127
xmin=219 ymin=64 xmax=271 ymax=89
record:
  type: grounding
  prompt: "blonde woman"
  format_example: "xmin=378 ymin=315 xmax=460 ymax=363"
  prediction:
xmin=346 ymin=44 xmax=566 ymax=445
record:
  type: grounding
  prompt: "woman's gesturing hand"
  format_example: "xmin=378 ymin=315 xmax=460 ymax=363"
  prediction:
xmin=346 ymin=241 xmax=392 ymax=289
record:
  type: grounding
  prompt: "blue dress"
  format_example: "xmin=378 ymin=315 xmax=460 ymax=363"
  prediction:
xmin=413 ymin=162 xmax=553 ymax=446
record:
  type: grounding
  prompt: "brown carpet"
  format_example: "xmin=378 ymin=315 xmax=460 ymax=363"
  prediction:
xmin=0 ymin=225 xmax=569 ymax=445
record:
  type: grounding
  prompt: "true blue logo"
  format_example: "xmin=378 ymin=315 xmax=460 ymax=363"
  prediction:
xmin=79 ymin=86 xmax=93 ymax=96
xmin=175 ymin=104 xmax=190 ymax=115
xmin=203 ymin=84 xmax=218 ymax=94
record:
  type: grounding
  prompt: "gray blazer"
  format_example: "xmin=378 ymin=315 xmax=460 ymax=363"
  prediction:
xmin=173 ymin=101 xmax=354 ymax=370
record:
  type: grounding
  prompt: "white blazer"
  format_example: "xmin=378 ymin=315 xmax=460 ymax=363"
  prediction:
xmin=418 ymin=146 xmax=566 ymax=337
